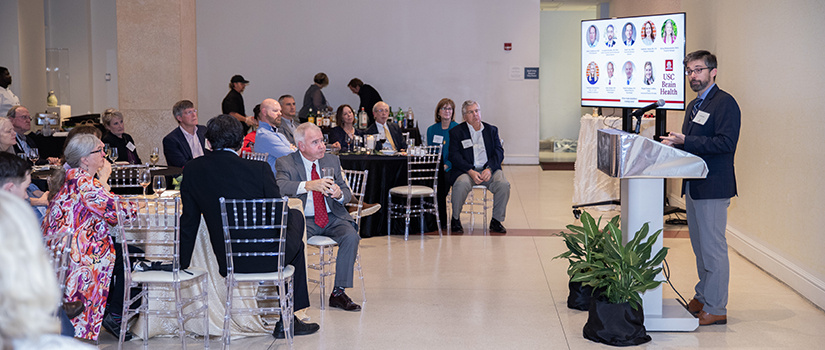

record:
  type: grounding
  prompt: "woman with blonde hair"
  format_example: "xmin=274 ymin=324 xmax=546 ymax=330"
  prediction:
xmin=0 ymin=191 xmax=94 ymax=349
xmin=42 ymin=134 xmax=137 ymax=341
xmin=101 ymin=108 xmax=142 ymax=164
xmin=0 ymin=117 xmax=16 ymax=153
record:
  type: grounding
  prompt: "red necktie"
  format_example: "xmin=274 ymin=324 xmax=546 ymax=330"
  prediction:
xmin=311 ymin=163 xmax=329 ymax=228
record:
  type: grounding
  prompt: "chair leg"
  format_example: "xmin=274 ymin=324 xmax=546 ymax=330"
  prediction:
xmin=174 ymin=282 xmax=187 ymax=350
xmin=355 ymin=253 xmax=366 ymax=303
xmin=318 ymin=246 xmax=327 ymax=310
xmin=483 ymin=188 xmax=489 ymax=235
xmin=387 ymin=191 xmax=392 ymax=238
xmin=222 ymin=279 xmax=233 ymax=348
xmin=202 ymin=277 xmax=210 ymax=349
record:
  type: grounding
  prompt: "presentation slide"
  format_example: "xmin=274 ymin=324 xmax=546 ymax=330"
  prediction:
xmin=581 ymin=13 xmax=686 ymax=110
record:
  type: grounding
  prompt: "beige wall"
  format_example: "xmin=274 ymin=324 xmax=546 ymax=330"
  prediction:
xmin=116 ymin=0 xmax=197 ymax=166
xmin=613 ymin=0 xmax=825 ymax=308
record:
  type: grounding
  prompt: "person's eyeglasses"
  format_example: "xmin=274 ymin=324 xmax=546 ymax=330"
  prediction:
xmin=89 ymin=148 xmax=105 ymax=155
xmin=685 ymin=67 xmax=711 ymax=76
xmin=440 ymin=107 xmax=453 ymax=111
xmin=184 ymin=109 xmax=198 ymax=115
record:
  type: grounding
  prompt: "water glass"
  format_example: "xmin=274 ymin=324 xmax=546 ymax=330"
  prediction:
xmin=138 ymin=168 xmax=151 ymax=196
xmin=321 ymin=167 xmax=334 ymax=180
xmin=28 ymin=148 xmax=39 ymax=164
xmin=108 ymin=147 xmax=119 ymax=163
xmin=152 ymin=175 xmax=166 ymax=197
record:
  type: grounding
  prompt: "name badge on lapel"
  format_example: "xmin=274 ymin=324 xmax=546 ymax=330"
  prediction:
xmin=126 ymin=142 xmax=137 ymax=152
xmin=693 ymin=111 xmax=710 ymax=125
xmin=432 ymin=135 xmax=444 ymax=144
xmin=461 ymin=139 xmax=473 ymax=149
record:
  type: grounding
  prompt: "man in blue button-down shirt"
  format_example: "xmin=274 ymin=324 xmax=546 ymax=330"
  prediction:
xmin=256 ymin=98 xmax=297 ymax=175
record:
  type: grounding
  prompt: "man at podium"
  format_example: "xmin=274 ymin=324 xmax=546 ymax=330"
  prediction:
xmin=662 ymin=50 xmax=741 ymax=326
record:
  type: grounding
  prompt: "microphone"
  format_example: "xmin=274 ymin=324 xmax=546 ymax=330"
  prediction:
xmin=633 ymin=99 xmax=665 ymax=133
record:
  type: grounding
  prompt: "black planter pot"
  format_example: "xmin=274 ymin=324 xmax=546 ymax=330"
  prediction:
xmin=567 ymin=281 xmax=595 ymax=311
xmin=583 ymin=299 xmax=651 ymax=346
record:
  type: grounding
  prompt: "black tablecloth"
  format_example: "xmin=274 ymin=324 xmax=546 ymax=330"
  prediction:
xmin=340 ymin=153 xmax=437 ymax=237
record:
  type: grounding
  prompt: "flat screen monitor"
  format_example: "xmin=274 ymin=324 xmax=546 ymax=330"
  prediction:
xmin=581 ymin=13 xmax=686 ymax=110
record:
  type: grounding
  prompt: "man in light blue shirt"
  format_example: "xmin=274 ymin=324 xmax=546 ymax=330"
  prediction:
xmin=255 ymin=98 xmax=297 ymax=175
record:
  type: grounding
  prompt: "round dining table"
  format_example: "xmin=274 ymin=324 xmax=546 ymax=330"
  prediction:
xmin=339 ymin=152 xmax=437 ymax=237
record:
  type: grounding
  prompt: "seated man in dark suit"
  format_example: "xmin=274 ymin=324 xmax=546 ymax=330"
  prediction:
xmin=365 ymin=101 xmax=404 ymax=152
xmin=448 ymin=100 xmax=510 ymax=234
xmin=180 ymin=114 xmax=319 ymax=338
xmin=7 ymin=105 xmax=52 ymax=165
xmin=162 ymin=100 xmax=208 ymax=168
xmin=275 ymin=123 xmax=362 ymax=312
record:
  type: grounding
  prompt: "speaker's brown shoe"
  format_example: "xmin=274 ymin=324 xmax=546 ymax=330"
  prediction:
xmin=687 ymin=298 xmax=704 ymax=315
xmin=698 ymin=311 xmax=727 ymax=325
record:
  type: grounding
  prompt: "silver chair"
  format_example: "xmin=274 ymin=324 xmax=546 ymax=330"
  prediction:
xmin=241 ymin=150 xmax=268 ymax=162
xmin=306 ymin=169 xmax=367 ymax=309
xmin=219 ymin=197 xmax=294 ymax=349
xmin=43 ymin=218 xmax=74 ymax=313
xmin=109 ymin=164 xmax=150 ymax=189
xmin=448 ymin=185 xmax=493 ymax=234
xmin=115 ymin=196 xmax=209 ymax=350
xmin=387 ymin=145 xmax=443 ymax=240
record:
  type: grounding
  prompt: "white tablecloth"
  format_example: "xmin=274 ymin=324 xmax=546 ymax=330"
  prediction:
xmin=131 ymin=198 xmax=305 ymax=340
xmin=572 ymin=115 xmax=655 ymax=211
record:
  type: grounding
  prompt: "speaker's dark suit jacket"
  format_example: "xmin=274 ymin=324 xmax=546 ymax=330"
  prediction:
xmin=447 ymin=121 xmax=504 ymax=185
xmin=180 ymin=150 xmax=309 ymax=309
xmin=365 ymin=121 xmax=404 ymax=151
xmin=678 ymin=84 xmax=740 ymax=199
xmin=162 ymin=125 xmax=208 ymax=168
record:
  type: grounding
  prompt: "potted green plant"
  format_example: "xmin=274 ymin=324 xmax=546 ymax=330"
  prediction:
xmin=554 ymin=212 xmax=618 ymax=310
xmin=574 ymin=215 xmax=669 ymax=346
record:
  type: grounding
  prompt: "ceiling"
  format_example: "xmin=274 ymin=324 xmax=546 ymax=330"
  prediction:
xmin=540 ymin=0 xmax=601 ymax=11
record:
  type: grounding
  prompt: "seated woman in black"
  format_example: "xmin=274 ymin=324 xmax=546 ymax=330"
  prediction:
xmin=328 ymin=104 xmax=363 ymax=153
xmin=101 ymin=108 xmax=141 ymax=164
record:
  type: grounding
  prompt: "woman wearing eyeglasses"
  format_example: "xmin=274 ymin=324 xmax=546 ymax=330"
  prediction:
xmin=42 ymin=134 xmax=137 ymax=341
xmin=427 ymin=98 xmax=459 ymax=229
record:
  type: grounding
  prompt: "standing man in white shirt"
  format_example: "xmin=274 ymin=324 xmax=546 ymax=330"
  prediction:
xmin=162 ymin=100 xmax=208 ymax=168
xmin=0 ymin=67 xmax=19 ymax=117
xmin=448 ymin=100 xmax=510 ymax=233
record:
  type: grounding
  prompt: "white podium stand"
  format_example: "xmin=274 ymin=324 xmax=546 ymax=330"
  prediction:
xmin=597 ymin=128 xmax=708 ymax=332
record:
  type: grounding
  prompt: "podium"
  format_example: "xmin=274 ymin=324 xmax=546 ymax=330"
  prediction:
xmin=597 ymin=128 xmax=708 ymax=332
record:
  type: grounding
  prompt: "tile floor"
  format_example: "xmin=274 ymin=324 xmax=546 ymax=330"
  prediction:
xmin=96 ymin=166 xmax=825 ymax=349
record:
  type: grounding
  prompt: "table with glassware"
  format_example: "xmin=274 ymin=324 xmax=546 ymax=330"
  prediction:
xmin=339 ymin=151 xmax=438 ymax=237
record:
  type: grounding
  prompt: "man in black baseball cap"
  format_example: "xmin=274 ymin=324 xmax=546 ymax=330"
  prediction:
xmin=222 ymin=74 xmax=254 ymax=132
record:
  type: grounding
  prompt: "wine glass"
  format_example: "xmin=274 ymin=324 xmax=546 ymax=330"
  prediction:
xmin=149 ymin=147 xmax=160 ymax=166
xmin=152 ymin=175 xmax=166 ymax=197
xmin=27 ymin=148 xmax=39 ymax=164
xmin=138 ymin=168 xmax=151 ymax=196
xmin=103 ymin=144 xmax=112 ymax=159
xmin=108 ymin=147 xmax=119 ymax=163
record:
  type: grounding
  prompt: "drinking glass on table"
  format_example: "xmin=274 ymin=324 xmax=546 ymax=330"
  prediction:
xmin=138 ymin=168 xmax=151 ymax=196
xmin=149 ymin=147 xmax=160 ymax=166
xmin=27 ymin=148 xmax=39 ymax=164
xmin=152 ymin=175 xmax=166 ymax=197
xmin=108 ymin=147 xmax=119 ymax=163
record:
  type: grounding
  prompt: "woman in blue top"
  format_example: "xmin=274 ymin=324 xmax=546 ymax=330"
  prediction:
xmin=427 ymin=98 xmax=459 ymax=229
